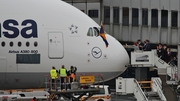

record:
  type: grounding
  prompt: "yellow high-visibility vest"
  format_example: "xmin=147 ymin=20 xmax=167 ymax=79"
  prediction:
xmin=50 ymin=69 xmax=57 ymax=79
xmin=60 ymin=68 xmax=67 ymax=77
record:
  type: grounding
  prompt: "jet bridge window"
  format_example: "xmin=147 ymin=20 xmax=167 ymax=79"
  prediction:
xmin=88 ymin=10 xmax=98 ymax=18
xmin=16 ymin=54 xmax=40 ymax=64
xmin=171 ymin=11 xmax=178 ymax=28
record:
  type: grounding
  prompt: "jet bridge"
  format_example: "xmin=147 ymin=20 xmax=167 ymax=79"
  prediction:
xmin=131 ymin=50 xmax=178 ymax=85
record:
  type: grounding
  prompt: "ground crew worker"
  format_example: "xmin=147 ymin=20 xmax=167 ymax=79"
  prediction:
xmin=50 ymin=66 xmax=58 ymax=88
xmin=30 ymin=97 xmax=36 ymax=101
xmin=67 ymin=66 xmax=77 ymax=89
xmin=69 ymin=66 xmax=77 ymax=83
xmin=59 ymin=65 xmax=67 ymax=89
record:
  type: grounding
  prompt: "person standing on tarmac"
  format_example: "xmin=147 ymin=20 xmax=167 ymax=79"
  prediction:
xmin=50 ymin=66 xmax=58 ymax=88
xmin=59 ymin=65 xmax=68 ymax=89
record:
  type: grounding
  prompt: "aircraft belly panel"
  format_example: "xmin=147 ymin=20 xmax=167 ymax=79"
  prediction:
xmin=0 ymin=58 xmax=7 ymax=72
xmin=48 ymin=32 xmax=64 ymax=59
xmin=0 ymin=58 xmax=7 ymax=87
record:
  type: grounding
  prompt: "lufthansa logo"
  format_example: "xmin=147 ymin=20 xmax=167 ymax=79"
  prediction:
xmin=91 ymin=47 xmax=102 ymax=59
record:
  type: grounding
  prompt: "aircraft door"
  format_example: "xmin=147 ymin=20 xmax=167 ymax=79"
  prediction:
xmin=0 ymin=58 xmax=7 ymax=86
xmin=48 ymin=32 xmax=64 ymax=59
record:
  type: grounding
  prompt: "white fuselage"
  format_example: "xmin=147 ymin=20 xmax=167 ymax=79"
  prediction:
xmin=0 ymin=0 xmax=129 ymax=89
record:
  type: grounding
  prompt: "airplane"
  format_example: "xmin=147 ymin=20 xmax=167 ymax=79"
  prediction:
xmin=0 ymin=0 xmax=129 ymax=90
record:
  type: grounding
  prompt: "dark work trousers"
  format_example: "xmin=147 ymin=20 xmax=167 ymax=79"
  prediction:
xmin=70 ymin=77 xmax=73 ymax=83
xmin=60 ymin=77 xmax=66 ymax=89
xmin=68 ymin=77 xmax=73 ymax=89
xmin=51 ymin=79 xmax=56 ymax=88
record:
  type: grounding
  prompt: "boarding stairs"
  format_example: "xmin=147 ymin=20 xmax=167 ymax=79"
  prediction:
xmin=145 ymin=77 xmax=166 ymax=101
xmin=116 ymin=77 xmax=166 ymax=101
xmin=145 ymin=91 xmax=161 ymax=101
xmin=131 ymin=50 xmax=178 ymax=85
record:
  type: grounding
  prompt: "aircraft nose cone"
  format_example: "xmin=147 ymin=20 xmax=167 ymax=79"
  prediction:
xmin=106 ymin=34 xmax=129 ymax=73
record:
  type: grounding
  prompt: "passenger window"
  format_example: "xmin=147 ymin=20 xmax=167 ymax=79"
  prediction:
xmin=10 ymin=41 xmax=13 ymax=47
xmin=87 ymin=28 xmax=93 ymax=36
xmin=26 ymin=42 xmax=30 ymax=47
xmin=34 ymin=41 xmax=38 ymax=47
xmin=1 ymin=41 xmax=5 ymax=47
xmin=93 ymin=27 xmax=99 ymax=37
xmin=18 ymin=41 xmax=22 ymax=47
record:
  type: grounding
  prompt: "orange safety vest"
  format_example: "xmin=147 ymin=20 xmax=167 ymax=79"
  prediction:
xmin=70 ymin=73 xmax=75 ymax=81
xmin=70 ymin=73 xmax=75 ymax=78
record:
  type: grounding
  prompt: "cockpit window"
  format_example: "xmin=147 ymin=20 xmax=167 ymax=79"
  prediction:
xmin=87 ymin=28 xmax=93 ymax=36
xmin=87 ymin=27 xmax=100 ymax=37
xmin=93 ymin=27 xmax=99 ymax=37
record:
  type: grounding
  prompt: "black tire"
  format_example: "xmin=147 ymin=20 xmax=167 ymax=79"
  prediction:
xmin=97 ymin=99 xmax=104 ymax=101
